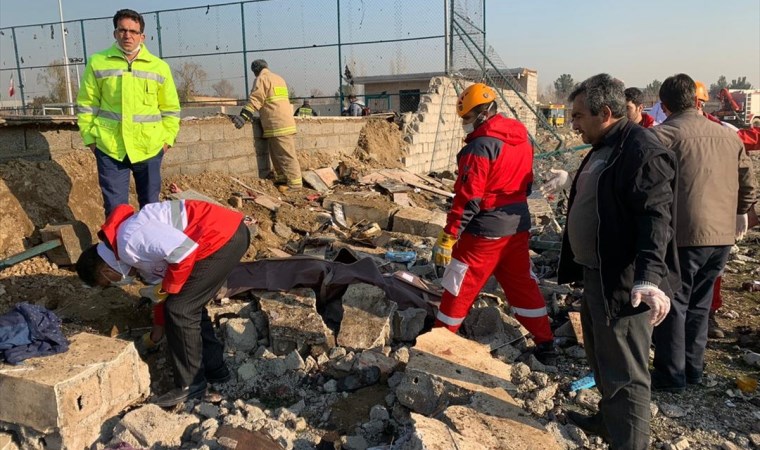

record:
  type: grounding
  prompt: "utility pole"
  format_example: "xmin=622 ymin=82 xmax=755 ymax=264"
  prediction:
xmin=58 ymin=0 xmax=74 ymax=114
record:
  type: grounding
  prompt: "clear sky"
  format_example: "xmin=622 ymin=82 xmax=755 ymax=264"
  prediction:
xmin=0 ymin=0 xmax=758 ymax=101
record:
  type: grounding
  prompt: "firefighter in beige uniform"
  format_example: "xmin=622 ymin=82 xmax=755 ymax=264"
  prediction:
xmin=231 ymin=59 xmax=302 ymax=191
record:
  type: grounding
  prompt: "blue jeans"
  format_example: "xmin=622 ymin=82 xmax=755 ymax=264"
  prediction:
xmin=95 ymin=148 xmax=164 ymax=217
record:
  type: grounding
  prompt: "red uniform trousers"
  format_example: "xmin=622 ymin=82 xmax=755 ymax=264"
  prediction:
xmin=434 ymin=231 xmax=553 ymax=344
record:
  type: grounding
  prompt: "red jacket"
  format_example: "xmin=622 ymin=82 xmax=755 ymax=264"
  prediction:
xmin=738 ymin=127 xmax=760 ymax=151
xmin=639 ymin=112 xmax=655 ymax=128
xmin=445 ymin=114 xmax=533 ymax=238
xmin=99 ymin=200 xmax=244 ymax=293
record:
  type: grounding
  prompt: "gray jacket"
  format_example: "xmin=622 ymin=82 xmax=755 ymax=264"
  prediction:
xmin=652 ymin=109 xmax=756 ymax=246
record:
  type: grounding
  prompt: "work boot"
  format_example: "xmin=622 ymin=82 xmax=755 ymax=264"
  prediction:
xmin=153 ymin=381 xmax=207 ymax=407
xmin=277 ymin=184 xmax=302 ymax=194
xmin=533 ymin=341 xmax=558 ymax=366
xmin=708 ymin=311 xmax=725 ymax=339
xmin=566 ymin=411 xmax=610 ymax=440
xmin=205 ymin=364 xmax=232 ymax=384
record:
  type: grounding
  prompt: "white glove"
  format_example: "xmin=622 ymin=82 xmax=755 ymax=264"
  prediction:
xmin=541 ymin=168 xmax=570 ymax=194
xmin=631 ymin=283 xmax=671 ymax=326
xmin=736 ymin=214 xmax=749 ymax=241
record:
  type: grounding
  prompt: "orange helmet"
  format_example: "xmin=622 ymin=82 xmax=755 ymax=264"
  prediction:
xmin=457 ymin=83 xmax=497 ymax=117
xmin=695 ymin=81 xmax=709 ymax=102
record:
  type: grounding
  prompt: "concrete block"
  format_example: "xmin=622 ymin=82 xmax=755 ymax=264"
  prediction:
xmin=175 ymin=123 xmax=200 ymax=143
xmin=205 ymin=158 xmax=230 ymax=174
xmin=0 ymin=128 xmax=26 ymax=157
xmin=162 ymin=165 xmax=182 ymax=177
xmin=224 ymin=318 xmax=258 ymax=353
xmin=211 ymin=144 xmax=244 ymax=160
xmin=391 ymin=207 xmax=446 ymax=238
xmin=25 ymin=128 xmax=74 ymax=153
xmin=408 ymin=413 xmax=481 ymax=450
xmin=338 ymin=284 xmax=397 ymax=351
xmin=186 ymin=142 xmax=213 ymax=162
xmin=393 ymin=308 xmax=427 ymax=342
xmin=222 ymin=121 xmax=253 ymax=140
xmin=199 ymin=122 xmax=226 ymax=142
xmin=339 ymin=134 xmax=358 ymax=146
xmin=180 ymin=162 xmax=207 ymax=176
xmin=226 ymin=156 xmax=253 ymax=175
xmin=255 ymin=289 xmax=335 ymax=356
xmin=0 ymin=333 xmax=150 ymax=450
xmin=39 ymin=222 xmax=90 ymax=266
xmin=113 ymin=404 xmax=199 ymax=448
xmin=165 ymin=146 xmax=189 ymax=164
xmin=323 ymin=193 xmax=398 ymax=229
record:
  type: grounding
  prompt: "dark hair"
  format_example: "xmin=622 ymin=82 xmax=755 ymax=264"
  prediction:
xmin=251 ymin=59 xmax=268 ymax=74
xmin=659 ymin=74 xmax=695 ymax=114
xmin=624 ymin=87 xmax=645 ymax=106
xmin=113 ymin=9 xmax=145 ymax=33
xmin=76 ymin=244 xmax=105 ymax=287
xmin=569 ymin=73 xmax=626 ymax=118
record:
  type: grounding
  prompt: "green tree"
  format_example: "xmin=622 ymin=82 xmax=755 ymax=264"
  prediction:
xmin=709 ymin=75 xmax=728 ymax=98
xmin=643 ymin=79 xmax=662 ymax=104
xmin=553 ymin=74 xmax=575 ymax=100
xmin=729 ymin=76 xmax=752 ymax=89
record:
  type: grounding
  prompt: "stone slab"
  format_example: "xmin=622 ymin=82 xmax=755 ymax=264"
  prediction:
xmin=113 ymin=404 xmax=199 ymax=448
xmin=395 ymin=329 xmax=561 ymax=447
xmin=337 ymin=284 xmax=397 ymax=351
xmin=391 ymin=207 xmax=446 ymax=238
xmin=302 ymin=171 xmax=330 ymax=193
xmin=39 ymin=221 xmax=90 ymax=266
xmin=0 ymin=333 xmax=150 ymax=450
xmin=323 ymin=194 xmax=398 ymax=229
xmin=255 ymin=289 xmax=335 ymax=356
xmin=313 ymin=167 xmax=339 ymax=187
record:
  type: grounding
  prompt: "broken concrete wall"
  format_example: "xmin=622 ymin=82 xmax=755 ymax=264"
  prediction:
xmin=0 ymin=333 xmax=150 ymax=450
xmin=401 ymin=76 xmax=538 ymax=175
xmin=0 ymin=116 xmax=366 ymax=178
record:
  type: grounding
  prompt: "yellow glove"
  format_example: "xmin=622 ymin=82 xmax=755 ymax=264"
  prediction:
xmin=432 ymin=231 xmax=457 ymax=266
xmin=139 ymin=284 xmax=168 ymax=305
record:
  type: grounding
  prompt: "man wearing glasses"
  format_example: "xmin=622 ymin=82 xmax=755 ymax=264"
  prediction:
xmin=77 ymin=9 xmax=180 ymax=217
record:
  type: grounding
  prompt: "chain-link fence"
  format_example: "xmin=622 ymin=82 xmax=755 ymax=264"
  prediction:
xmin=0 ymin=0 xmax=449 ymax=115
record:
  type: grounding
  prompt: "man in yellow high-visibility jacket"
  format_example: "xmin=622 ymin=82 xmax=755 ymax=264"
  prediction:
xmin=77 ymin=9 xmax=180 ymax=216
xmin=231 ymin=60 xmax=302 ymax=192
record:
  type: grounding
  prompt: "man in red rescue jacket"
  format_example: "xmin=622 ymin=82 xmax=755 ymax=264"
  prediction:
xmin=75 ymin=200 xmax=248 ymax=407
xmin=624 ymin=87 xmax=655 ymax=128
xmin=432 ymin=83 xmax=555 ymax=363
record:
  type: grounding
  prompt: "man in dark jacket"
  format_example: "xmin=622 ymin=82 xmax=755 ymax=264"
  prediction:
xmin=651 ymin=74 xmax=756 ymax=391
xmin=431 ymin=83 xmax=554 ymax=361
xmin=559 ymin=74 xmax=679 ymax=449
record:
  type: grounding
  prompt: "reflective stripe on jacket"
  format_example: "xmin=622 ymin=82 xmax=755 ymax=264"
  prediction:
xmin=77 ymin=44 xmax=181 ymax=163
xmin=243 ymin=68 xmax=297 ymax=137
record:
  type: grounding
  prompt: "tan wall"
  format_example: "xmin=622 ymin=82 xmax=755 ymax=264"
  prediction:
xmin=0 ymin=116 xmax=367 ymax=177
xmin=400 ymin=76 xmax=538 ymax=175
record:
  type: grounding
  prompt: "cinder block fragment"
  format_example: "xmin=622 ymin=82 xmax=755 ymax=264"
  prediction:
xmin=391 ymin=207 xmax=446 ymax=238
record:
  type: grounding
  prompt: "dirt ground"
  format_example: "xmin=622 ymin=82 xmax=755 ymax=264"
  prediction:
xmin=1 ymin=120 xmax=760 ymax=448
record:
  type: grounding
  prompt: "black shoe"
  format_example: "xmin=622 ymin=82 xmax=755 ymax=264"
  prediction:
xmin=206 ymin=364 xmax=232 ymax=384
xmin=154 ymin=382 xmax=207 ymax=407
xmin=566 ymin=410 xmax=609 ymax=440
xmin=533 ymin=341 xmax=558 ymax=366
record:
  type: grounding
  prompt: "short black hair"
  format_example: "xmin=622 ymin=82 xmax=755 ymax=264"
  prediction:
xmin=251 ymin=59 xmax=268 ymax=75
xmin=659 ymin=74 xmax=696 ymax=114
xmin=569 ymin=74 xmax=626 ymax=118
xmin=624 ymin=87 xmax=645 ymax=106
xmin=76 ymin=244 xmax=106 ymax=287
xmin=113 ymin=9 xmax=145 ymax=33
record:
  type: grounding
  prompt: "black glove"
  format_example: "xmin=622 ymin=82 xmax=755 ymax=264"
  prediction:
xmin=232 ymin=115 xmax=246 ymax=129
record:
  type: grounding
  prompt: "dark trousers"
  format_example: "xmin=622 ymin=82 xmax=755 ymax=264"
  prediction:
xmin=653 ymin=245 xmax=730 ymax=386
xmin=164 ymin=222 xmax=249 ymax=387
xmin=581 ymin=268 xmax=652 ymax=450
xmin=95 ymin=148 xmax=164 ymax=217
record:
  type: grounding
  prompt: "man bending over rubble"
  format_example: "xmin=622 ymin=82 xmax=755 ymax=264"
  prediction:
xmin=431 ymin=83 xmax=555 ymax=363
xmin=75 ymin=200 xmax=248 ymax=407
xmin=558 ymin=74 xmax=679 ymax=448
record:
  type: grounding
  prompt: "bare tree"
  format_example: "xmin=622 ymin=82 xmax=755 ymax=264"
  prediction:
xmin=37 ymin=59 xmax=77 ymax=102
xmin=309 ymin=88 xmax=324 ymax=98
xmin=174 ymin=62 xmax=207 ymax=102
xmin=211 ymin=79 xmax=235 ymax=98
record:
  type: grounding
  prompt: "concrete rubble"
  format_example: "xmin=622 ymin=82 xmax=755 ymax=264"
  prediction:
xmin=337 ymin=284 xmax=397 ymax=351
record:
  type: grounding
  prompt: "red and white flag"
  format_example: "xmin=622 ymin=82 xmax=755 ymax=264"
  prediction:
xmin=8 ymin=75 xmax=14 ymax=97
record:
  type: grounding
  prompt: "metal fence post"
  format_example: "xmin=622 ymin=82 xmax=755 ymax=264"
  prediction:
xmin=155 ymin=11 xmax=163 ymax=58
xmin=482 ymin=0 xmax=486 ymax=72
xmin=80 ymin=20 xmax=87 ymax=59
xmin=11 ymin=27 xmax=27 ymax=114
xmin=443 ymin=0 xmax=449 ymax=74
xmin=337 ymin=0 xmax=342 ymax=107
xmin=241 ymin=2 xmax=249 ymax=97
